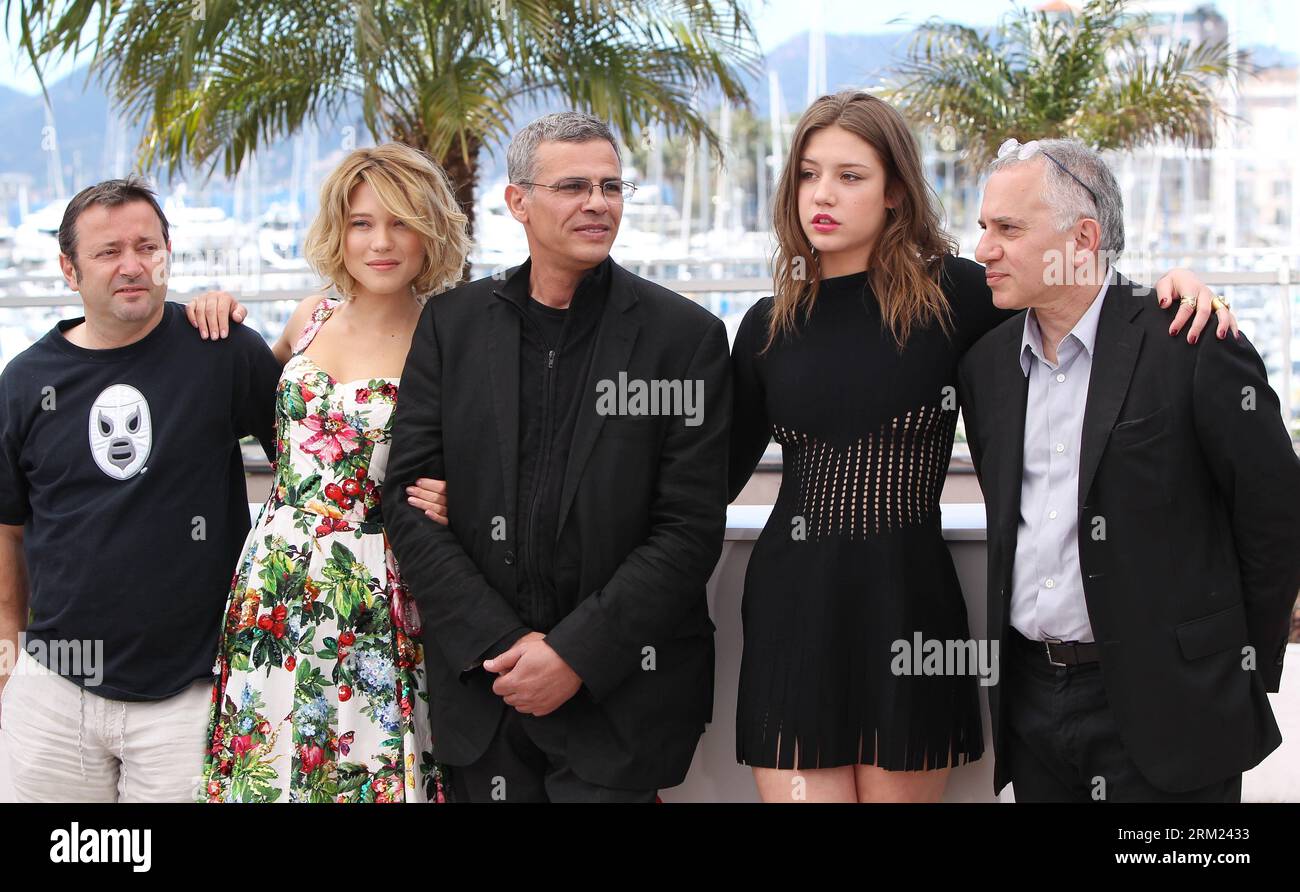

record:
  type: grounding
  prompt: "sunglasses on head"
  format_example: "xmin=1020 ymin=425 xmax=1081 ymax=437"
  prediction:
xmin=997 ymin=138 xmax=1100 ymax=208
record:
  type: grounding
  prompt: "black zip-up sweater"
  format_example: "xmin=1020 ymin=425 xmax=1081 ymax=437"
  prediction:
xmin=487 ymin=258 xmax=609 ymax=653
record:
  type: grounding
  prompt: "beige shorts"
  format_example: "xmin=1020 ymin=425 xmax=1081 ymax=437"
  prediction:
xmin=0 ymin=649 xmax=211 ymax=803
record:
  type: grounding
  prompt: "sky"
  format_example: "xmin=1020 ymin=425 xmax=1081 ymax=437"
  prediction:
xmin=1 ymin=0 xmax=1296 ymax=94
xmin=748 ymin=0 xmax=1298 ymax=53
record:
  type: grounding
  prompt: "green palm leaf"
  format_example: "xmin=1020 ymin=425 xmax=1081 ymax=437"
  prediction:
xmin=7 ymin=0 xmax=760 ymax=244
xmin=881 ymin=0 xmax=1248 ymax=166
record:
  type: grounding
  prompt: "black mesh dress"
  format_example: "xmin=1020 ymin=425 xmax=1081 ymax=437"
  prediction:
xmin=729 ymin=255 xmax=1011 ymax=771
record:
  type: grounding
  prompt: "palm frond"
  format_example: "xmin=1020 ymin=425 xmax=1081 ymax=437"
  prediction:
xmin=10 ymin=0 xmax=759 ymax=236
xmin=881 ymin=0 xmax=1246 ymax=166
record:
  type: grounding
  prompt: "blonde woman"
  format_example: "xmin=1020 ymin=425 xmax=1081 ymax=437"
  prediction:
xmin=190 ymin=143 xmax=471 ymax=802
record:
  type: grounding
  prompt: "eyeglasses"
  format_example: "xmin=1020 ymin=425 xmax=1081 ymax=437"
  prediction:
xmin=997 ymin=139 xmax=1099 ymax=208
xmin=514 ymin=178 xmax=638 ymax=202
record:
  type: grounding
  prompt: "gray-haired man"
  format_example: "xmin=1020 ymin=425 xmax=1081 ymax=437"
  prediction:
xmin=383 ymin=113 xmax=731 ymax=801
xmin=958 ymin=139 xmax=1300 ymax=802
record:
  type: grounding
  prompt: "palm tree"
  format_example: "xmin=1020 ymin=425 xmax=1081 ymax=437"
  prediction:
xmin=8 ymin=0 xmax=761 ymax=240
xmin=881 ymin=0 xmax=1247 ymax=166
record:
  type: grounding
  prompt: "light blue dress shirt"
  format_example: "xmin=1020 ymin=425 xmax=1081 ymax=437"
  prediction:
xmin=1011 ymin=269 xmax=1111 ymax=643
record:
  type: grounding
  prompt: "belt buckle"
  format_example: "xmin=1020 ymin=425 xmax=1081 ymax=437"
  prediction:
xmin=1043 ymin=637 xmax=1068 ymax=668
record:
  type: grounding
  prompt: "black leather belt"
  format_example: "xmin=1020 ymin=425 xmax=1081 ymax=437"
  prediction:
xmin=1013 ymin=629 xmax=1099 ymax=667
xmin=1041 ymin=638 xmax=1099 ymax=667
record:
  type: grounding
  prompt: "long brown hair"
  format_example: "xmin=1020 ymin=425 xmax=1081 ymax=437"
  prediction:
xmin=767 ymin=91 xmax=956 ymax=351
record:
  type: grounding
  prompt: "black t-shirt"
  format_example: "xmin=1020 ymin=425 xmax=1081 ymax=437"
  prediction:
xmin=0 ymin=301 xmax=280 ymax=700
xmin=523 ymin=296 xmax=568 ymax=350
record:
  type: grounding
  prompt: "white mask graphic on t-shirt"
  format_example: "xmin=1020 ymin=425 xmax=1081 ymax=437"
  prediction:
xmin=88 ymin=384 xmax=152 ymax=480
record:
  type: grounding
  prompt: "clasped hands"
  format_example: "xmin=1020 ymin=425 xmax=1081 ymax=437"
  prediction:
xmin=405 ymin=481 xmax=580 ymax=714
xmin=484 ymin=630 xmax=582 ymax=717
xmin=405 ymin=480 xmax=580 ymax=714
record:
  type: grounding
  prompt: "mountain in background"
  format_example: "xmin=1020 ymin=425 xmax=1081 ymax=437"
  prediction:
xmin=1 ymin=29 xmax=1294 ymax=218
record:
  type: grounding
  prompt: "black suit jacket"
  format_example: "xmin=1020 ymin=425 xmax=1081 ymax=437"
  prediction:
xmin=958 ymin=275 xmax=1300 ymax=794
xmin=383 ymin=259 xmax=731 ymax=790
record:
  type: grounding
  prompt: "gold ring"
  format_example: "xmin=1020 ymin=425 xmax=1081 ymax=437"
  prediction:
xmin=1178 ymin=294 xmax=1196 ymax=309
xmin=1211 ymin=296 xmax=1230 ymax=312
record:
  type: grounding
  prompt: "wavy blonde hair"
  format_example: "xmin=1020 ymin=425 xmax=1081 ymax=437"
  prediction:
xmin=767 ymin=91 xmax=956 ymax=351
xmin=305 ymin=143 xmax=470 ymax=301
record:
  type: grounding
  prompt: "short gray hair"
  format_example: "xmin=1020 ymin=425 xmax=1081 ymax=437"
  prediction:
xmin=506 ymin=112 xmax=621 ymax=186
xmin=987 ymin=138 xmax=1125 ymax=255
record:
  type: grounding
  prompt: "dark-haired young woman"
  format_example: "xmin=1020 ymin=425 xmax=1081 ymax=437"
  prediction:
xmin=729 ymin=91 xmax=1232 ymax=802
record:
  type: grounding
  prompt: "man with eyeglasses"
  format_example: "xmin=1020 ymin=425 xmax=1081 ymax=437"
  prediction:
xmin=957 ymin=138 xmax=1300 ymax=802
xmin=382 ymin=112 xmax=731 ymax=801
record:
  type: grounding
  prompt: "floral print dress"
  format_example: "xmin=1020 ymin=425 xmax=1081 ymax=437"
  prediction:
xmin=200 ymin=298 xmax=443 ymax=803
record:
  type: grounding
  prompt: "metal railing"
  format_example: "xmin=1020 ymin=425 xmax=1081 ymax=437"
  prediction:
xmin=3 ymin=263 xmax=1298 ymax=438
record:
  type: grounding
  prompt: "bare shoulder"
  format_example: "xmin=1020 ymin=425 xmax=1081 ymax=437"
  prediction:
xmin=279 ymin=293 xmax=334 ymax=345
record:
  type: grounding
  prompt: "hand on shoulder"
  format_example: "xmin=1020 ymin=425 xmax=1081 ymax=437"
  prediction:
xmin=184 ymin=290 xmax=247 ymax=340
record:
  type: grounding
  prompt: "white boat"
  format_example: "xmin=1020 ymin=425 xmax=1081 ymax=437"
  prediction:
xmin=9 ymin=200 xmax=68 ymax=271
xmin=257 ymin=201 xmax=310 ymax=270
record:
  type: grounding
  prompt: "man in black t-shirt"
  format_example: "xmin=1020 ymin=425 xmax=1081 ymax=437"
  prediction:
xmin=0 ymin=177 xmax=280 ymax=802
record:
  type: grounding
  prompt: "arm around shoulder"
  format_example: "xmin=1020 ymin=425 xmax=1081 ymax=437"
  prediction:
xmin=728 ymin=297 xmax=773 ymax=502
xmin=956 ymin=352 xmax=987 ymax=482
